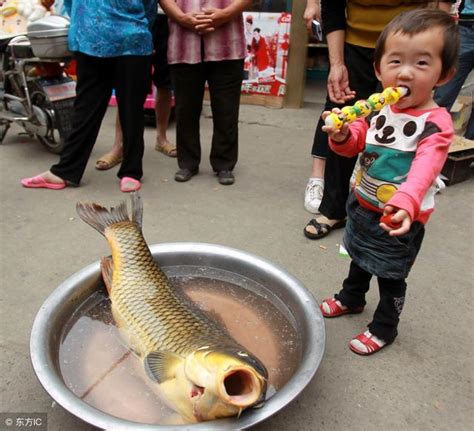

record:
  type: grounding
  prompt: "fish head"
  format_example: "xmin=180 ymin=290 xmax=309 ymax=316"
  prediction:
xmin=183 ymin=346 xmax=268 ymax=421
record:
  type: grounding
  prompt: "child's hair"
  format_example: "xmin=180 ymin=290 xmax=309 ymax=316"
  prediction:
xmin=374 ymin=9 xmax=460 ymax=79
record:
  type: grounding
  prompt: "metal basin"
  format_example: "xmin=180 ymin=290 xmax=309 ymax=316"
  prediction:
xmin=30 ymin=243 xmax=325 ymax=430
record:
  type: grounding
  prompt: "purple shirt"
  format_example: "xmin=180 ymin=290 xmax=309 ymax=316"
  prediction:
xmin=167 ymin=0 xmax=246 ymax=64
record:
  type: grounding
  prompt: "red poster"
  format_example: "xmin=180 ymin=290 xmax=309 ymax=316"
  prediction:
xmin=242 ymin=12 xmax=291 ymax=98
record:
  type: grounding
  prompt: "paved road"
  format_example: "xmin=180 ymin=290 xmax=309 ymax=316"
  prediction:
xmin=1 ymin=103 xmax=472 ymax=431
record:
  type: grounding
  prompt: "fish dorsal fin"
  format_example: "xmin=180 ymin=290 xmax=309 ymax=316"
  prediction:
xmin=100 ymin=257 xmax=114 ymax=295
xmin=130 ymin=192 xmax=143 ymax=229
xmin=145 ymin=351 xmax=183 ymax=384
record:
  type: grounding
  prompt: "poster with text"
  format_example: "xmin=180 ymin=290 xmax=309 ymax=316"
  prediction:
xmin=242 ymin=12 xmax=291 ymax=99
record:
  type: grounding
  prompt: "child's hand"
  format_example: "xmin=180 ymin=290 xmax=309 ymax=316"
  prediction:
xmin=321 ymin=109 xmax=349 ymax=142
xmin=380 ymin=205 xmax=411 ymax=236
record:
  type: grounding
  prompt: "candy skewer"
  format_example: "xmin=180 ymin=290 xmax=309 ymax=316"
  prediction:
xmin=324 ymin=86 xmax=409 ymax=130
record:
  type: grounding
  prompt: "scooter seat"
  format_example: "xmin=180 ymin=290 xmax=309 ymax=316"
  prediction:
xmin=0 ymin=36 xmax=15 ymax=53
xmin=9 ymin=41 xmax=34 ymax=58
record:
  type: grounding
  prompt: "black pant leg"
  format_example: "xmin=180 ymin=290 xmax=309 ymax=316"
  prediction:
xmin=311 ymin=95 xmax=339 ymax=158
xmin=50 ymin=53 xmax=113 ymax=184
xmin=336 ymin=261 xmax=372 ymax=308
xmin=318 ymin=44 xmax=380 ymax=220
xmin=115 ymin=55 xmax=151 ymax=181
xmin=206 ymin=59 xmax=243 ymax=172
xmin=170 ymin=63 xmax=206 ymax=171
xmin=368 ymin=277 xmax=407 ymax=343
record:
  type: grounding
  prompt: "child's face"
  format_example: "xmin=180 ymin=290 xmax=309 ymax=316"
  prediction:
xmin=375 ymin=27 xmax=453 ymax=110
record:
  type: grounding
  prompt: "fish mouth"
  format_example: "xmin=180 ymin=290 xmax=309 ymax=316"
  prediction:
xmin=218 ymin=368 xmax=263 ymax=407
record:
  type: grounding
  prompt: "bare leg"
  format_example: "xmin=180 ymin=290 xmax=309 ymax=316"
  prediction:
xmin=113 ymin=110 xmax=124 ymax=154
xmin=36 ymin=170 xmax=65 ymax=184
xmin=310 ymin=156 xmax=325 ymax=179
xmin=155 ymin=87 xmax=176 ymax=157
xmin=95 ymin=110 xmax=124 ymax=170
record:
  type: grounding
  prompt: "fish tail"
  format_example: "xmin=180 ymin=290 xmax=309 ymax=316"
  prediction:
xmin=76 ymin=192 xmax=143 ymax=235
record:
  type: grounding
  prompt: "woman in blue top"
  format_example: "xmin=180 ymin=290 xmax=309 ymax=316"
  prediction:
xmin=21 ymin=0 xmax=157 ymax=192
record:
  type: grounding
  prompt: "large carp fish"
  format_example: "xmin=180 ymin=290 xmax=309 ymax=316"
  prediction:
xmin=76 ymin=193 xmax=268 ymax=422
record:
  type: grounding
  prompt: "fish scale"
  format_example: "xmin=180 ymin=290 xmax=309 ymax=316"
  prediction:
xmin=104 ymin=221 xmax=236 ymax=357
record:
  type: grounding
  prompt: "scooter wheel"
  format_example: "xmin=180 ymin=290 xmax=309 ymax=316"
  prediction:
xmin=36 ymin=133 xmax=64 ymax=154
xmin=0 ymin=122 xmax=9 ymax=144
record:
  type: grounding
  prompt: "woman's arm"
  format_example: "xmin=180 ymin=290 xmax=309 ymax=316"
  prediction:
xmin=321 ymin=0 xmax=356 ymax=104
xmin=325 ymin=30 xmax=356 ymax=104
xmin=321 ymin=0 xmax=346 ymax=35
xmin=303 ymin=0 xmax=320 ymax=33
xmin=160 ymin=0 xmax=213 ymax=33
xmin=199 ymin=0 xmax=252 ymax=31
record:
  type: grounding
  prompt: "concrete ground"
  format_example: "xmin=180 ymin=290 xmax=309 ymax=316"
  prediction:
xmin=0 ymin=85 xmax=473 ymax=431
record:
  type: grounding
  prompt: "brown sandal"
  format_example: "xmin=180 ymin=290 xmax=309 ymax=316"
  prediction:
xmin=155 ymin=140 xmax=177 ymax=158
xmin=95 ymin=152 xmax=123 ymax=170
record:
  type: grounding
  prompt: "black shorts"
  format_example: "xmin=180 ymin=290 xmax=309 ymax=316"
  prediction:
xmin=152 ymin=14 xmax=172 ymax=89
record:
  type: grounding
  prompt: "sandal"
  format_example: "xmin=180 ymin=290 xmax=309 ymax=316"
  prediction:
xmin=303 ymin=218 xmax=346 ymax=240
xmin=21 ymin=174 xmax=66 ymax=190
xmin=95 ymin=152 xmax=123 ymax=170
xmin=120 ymin=176 xmax=141 ymax=193
xmin=155 ymin=140 xmax=177 ymax=158
xmin=320 ymin=298 xmax=364 ymax=318
xmin=349 ymin=330 xmax=387 ymax=355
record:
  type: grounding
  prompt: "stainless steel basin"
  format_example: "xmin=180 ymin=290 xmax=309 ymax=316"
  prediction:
xmin=30 ymin=243 xmax=325 ymax=430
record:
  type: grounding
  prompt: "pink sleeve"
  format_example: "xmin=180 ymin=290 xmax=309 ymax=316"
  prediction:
xmin=328 ymin=118 xmax=369 ymax=157
xmin=387 ymin=111 xmax=453 ymax=221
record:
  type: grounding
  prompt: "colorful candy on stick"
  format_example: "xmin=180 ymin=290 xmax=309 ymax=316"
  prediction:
xmin=325 ymin=86 xmax=409 ymax=130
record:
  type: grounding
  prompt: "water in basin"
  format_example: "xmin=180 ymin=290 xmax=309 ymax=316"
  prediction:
xmin=58 ymin=266 xmax=303 ymax=425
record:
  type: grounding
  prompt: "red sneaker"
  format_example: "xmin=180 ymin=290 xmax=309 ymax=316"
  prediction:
xmin=320 ymin=298 xmax=364 ymax=318
xmin=349 ymin=330 xmax=387 ymax=355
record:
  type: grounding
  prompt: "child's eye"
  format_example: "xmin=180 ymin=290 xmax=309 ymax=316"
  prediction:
xmin=389 ymin=60 xmax=400 ymax=64
xmin=417 ymin=60 xmax=429 ymax=66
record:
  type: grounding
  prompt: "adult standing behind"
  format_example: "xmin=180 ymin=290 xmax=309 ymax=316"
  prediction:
xmin=303 ymin=0 xmax=454 ymax=238
xmin=302 ymin=0 xmax=325 ymax=213
xmin=21 ymin=0 xmax=156 ymax=192
xmin=434 ymin=0 xmax=473 ymax=140
xmin=94 ymin=7 xmax=177 ymax=172
xmin=160 ymin=0 xmax=250 ymax=186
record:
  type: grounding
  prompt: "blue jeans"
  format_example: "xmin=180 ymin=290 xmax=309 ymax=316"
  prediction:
xmin=434 ymin=24 xmax=474 ymax=139
xmin=343 ymin=193 xmax=425 ymax=279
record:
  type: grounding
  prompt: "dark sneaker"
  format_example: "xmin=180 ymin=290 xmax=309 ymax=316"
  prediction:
xmin=174 ymin=168 xmax=198 ymax=182
xmin=217 ymin=170 xmax=235 ymax=185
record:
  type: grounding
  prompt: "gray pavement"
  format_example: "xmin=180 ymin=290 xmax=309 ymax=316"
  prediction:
xmin=0 ymin=96 xmax=473 ymax=431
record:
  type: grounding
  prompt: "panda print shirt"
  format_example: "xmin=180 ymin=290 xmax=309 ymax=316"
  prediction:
xmin=329 ymin=105 xmax=454 ymax=224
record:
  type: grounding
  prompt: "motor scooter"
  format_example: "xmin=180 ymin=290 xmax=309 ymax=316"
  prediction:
xmin=0 ymin=15 xmax=75 ymax=154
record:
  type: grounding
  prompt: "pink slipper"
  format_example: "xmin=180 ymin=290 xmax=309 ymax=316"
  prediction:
xmin=21 ymin=175 xmax=66 ymax=190
xmin=120 ymin=176 xmax=141 ymax=192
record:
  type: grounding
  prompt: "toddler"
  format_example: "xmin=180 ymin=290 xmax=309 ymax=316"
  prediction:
xmin=320 ymin=9 xmax=460 ymax=355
